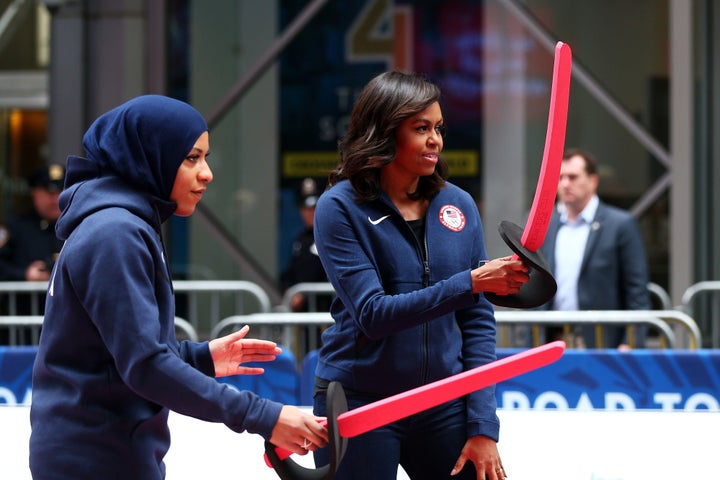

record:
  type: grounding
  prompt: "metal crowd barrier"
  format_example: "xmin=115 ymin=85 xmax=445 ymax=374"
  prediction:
xmin=3 ymin=307 xmax=700 ymax=352
xmin=647 ymin=282 xmax=672 ymax=310
xmin=172 ymin=280 xmax=272 ymax=335
xmin=276 ymin=282 xmax=336 ymax=355
xmin=210 ymin=309 xmax=701 ymax=357
xmin=681 ymin=280 xmax=720 ymax=348
xmin=212 ymin=312 xmax=332 ymax=364
xmin=279 ymin=283 xmax=672 ymax=311
xmin=0 ymin=315 xmax=199 ymax=345
xmin=0 ymin=282 xmax=49 ymax=344
xmin=0 ymin=315 xmax=43 ymax=345
xmin=173 ymin=316 xmax=200 ymax=341
xmin=0 ymin=280 xmax=695 ymax=350
xmin=276 ymin=282 xmax=676 ymax=349
xmin=0 ymin=280 xmax=269 ymax=343
xmin=494 ymin=310 xmax=700 ymax=350
xmin=0 ymin=281 xmax=49 ymax=315
xmin=278 ymin=282 xmax=336 ymax=312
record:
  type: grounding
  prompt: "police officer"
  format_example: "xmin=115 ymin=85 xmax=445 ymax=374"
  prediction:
xmin=0 ymin=163 xmax=65 ymax=282
xmin=280 ymin=177 xmax=329 ymax=312
xmin=280 ymin=178 xmax=331 ymax=356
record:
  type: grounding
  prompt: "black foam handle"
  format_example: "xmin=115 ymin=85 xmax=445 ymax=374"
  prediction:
xmin=264 ymin=381 xmax=348 ymax=480
xmin=485 ymin=220 xmax=557 ymax=309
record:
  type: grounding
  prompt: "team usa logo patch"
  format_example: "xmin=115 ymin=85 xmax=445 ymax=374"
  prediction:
xmin=438 ymin=205 xmax=466 ymax=232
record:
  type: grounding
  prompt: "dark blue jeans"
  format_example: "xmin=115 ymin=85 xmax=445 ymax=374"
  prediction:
xmin=313 ymin=392 xmax=477 ymax=479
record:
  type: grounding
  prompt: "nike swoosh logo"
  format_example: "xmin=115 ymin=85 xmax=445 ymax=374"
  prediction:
xmin=368 ymin=215 xmax=391 ymax=225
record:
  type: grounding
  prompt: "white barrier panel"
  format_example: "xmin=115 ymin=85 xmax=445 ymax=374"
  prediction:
xmin=1 ymin=407 xmax=716 ymax=479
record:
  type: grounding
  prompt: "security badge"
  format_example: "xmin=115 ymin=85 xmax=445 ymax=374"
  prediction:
xmin=438 ymin=205 xmax=466 ymax=232
xmin=48 ymin=163 xmax=64 ymax=181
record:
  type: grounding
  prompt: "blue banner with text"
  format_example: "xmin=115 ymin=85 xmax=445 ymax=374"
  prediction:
xmin=496 ymin=349 xmax=720 ymax=411
xmin=2 ymin=346 xmax=719 ymax=410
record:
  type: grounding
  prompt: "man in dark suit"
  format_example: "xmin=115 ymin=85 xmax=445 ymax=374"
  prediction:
xmin=540 ymin=149 xmax=651 ymax=348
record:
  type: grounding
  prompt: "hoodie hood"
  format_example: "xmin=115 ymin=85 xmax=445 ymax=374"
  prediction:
xmin=78 ymin=95 xmax=208 ymax=200
xmin=57 ymin=95 xmax=208 ymax=240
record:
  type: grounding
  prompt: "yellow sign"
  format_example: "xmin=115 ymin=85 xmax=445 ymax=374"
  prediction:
xmin=443 ymin=150 xmax=479 ymax=177
xmin=283 ymin=152 xmax=339 ymax=178
xmin=282 ymin=150 xmax=479 ymax=178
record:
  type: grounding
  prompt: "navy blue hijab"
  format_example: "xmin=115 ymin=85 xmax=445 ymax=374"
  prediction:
xmin=81 ymin=95 xmax=208 ymax=200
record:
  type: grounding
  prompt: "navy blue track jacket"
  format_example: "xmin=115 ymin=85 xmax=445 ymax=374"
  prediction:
xmin=30 ymin=96 xmax=282 ymax=479
xmin=314 ymin=179 xmax=500 ymax=441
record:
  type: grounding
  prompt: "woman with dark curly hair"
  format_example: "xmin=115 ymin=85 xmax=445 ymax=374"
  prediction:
xmin=312 ymin=71 xmax=528 ymax=480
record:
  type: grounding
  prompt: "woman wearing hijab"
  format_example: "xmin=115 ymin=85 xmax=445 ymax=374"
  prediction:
xmin=29 ymin=95 xmax=327 ymax=478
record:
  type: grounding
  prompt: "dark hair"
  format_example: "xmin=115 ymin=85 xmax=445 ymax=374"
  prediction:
xmin=329 ymin=71 xmax=448 ymax=202
xmin=563 ymin=148 xmax=598 ymax=176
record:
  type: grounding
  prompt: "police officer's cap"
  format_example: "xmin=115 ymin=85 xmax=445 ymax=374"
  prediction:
xmin=29 ymin=163 xmax=65 ymax=193
xmin=298 ymin=177 xmax=320 ymax=208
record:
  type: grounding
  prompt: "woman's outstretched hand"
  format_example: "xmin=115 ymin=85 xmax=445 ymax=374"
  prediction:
xmin=209 ymin=325 xmax=282 ymax=377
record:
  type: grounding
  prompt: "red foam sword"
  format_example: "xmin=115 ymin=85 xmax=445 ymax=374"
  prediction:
xmin=514 ymin=41 xmax=572 ymax=257
xmin=265 ymin=341 xmax=565 ymax=468
xmin=486 ymin=41 xmax=572 ymax=309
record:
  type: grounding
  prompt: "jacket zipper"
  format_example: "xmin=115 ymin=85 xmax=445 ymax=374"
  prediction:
xmin=416 ymin=222 xmax=430 ymax=385
xmin=394 ymin=195 xmax=432 ymax=386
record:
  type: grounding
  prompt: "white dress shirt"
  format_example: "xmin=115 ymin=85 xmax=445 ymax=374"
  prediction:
xmin=552 ymin=195 xmax=599 ymax=310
